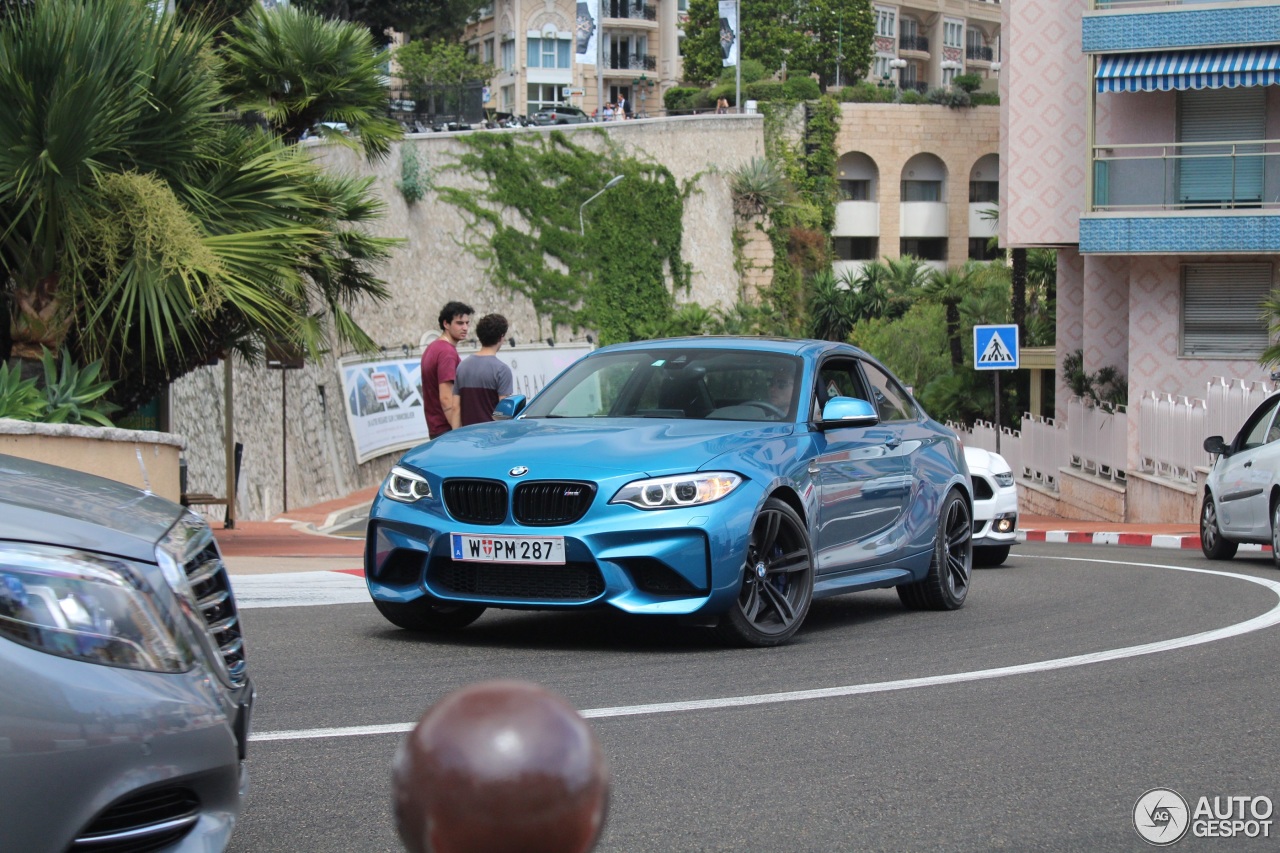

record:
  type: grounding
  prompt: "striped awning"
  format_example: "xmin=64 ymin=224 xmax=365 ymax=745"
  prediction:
xmin=1096 ymin=47 xmax=1280 ymax=93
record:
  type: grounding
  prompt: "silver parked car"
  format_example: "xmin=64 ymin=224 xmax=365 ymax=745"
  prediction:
xmin=1201 ymin=392 xmax=1280 ymax=564
xmin=0 ymin=454 xmax=253 ymax=853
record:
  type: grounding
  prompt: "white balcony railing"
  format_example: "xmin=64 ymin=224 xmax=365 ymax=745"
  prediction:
xmin=1134 ymin=376 xmax=1272 ymax=485
xmin=1091 ymin=139 xmax=1280 ymax=212
xmin=1067 ymin=397 xmax=1128 ymax=482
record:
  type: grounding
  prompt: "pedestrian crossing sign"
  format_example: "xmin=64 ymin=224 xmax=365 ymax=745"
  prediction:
xmin=973 ymin=324 xmax=1019 ymax=370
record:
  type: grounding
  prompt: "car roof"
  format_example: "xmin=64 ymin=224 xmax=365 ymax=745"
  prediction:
xmin=591 ymin=335 xmax=873 ymax=361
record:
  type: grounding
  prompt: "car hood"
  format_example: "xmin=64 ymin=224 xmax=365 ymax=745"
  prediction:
xmin=963 ymin=446 xmax=1010 ymax=477
xmin=400 ymin=418 xmax=794 ymax=478
xmin=0 ymin=454 xmax=184 ymax=563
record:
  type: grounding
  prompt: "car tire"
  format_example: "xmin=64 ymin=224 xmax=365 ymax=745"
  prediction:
xmin=1271 ymin=501 xmax=1280 ymax=570
xmin=374 ymin=597 xmax=486 ymax=632
xmin=1200 ymin=494 xmax=1237 ymax=560
xmin=717 ymin=497 xmax=814 ymax=647
xmin=898 ymin=489 xmax=972 ymax=611
xmin=973 ymin=545 xmax=1009 ymax=568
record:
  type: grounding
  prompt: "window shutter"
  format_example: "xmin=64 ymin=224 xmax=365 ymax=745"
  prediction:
xmin=1177 ymin=88 xmax=1265 ymax=205
xmin=1182 ymin=263 xmax=1273 ymax=357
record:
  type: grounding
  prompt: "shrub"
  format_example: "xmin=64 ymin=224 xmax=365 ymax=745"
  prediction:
xmin=663 ymin=86 xmax=701 ymax=113
xmin=952 ymin=73 xmax=983 ymax=93
xmin=971 ymin=91 xmax=1000 ymax=106
xmin=0 ymin=348 xmax=118 ymax=426
xmin=728 ymin=157 xmax=792 ymax=217
xmin=719 ymin=59 xmax=766 ymax=86
xmin=839 ymin=81 xmax=894 ymax=103
xmin=929 ymin=86 xmax=971 ymax=108
xmin=745 ymin=80 xmax=785 ymax=102
xmin=705 ymin=83 xmax=736 ymax=108
xmin=782 ymin=75 xmax=821 ymax=100
xmin=900 ymin=89 xmax=927 ymax=104
xmin=0 ymin=361 xmax=43 ymax=421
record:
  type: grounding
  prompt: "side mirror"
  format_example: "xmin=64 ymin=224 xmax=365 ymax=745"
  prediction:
xmin=1203 ymin=435 xmax=1230 ymax=457
xmin=493 ymin=395 xmax=527 ymax=421
xmin=818 ymin=397 xmax=879 ymax=430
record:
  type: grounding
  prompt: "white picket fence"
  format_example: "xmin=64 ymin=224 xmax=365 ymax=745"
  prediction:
xmin=950 ymin=375 xmax=1272 ymax=491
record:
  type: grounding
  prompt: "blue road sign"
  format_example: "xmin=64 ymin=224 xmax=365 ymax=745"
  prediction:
xmin=973 ymin=324 xmax=1019 ymax=370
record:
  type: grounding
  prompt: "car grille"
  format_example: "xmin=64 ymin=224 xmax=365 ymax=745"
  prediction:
xmin=443 ymin=479 xmax=508 ymax=524
xmin=72 ymin=786 xmax=199 ymax=853
xmin=513 ymin=481 xmax=596 ymax=525
xmin=432 ymin=559 xmax=605 ymax=601
xmin=185 ymin=539 xmax=248 ymax=687
xmin=971 ymin=477 xmax=994 ymax=500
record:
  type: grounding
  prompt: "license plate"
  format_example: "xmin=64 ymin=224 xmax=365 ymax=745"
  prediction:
xmin=451 ymin=533 xmax=566 ymax=564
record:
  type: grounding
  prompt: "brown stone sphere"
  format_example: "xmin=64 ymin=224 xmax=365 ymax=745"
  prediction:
xmin=392 ymin=680 xmax=610 ymax=853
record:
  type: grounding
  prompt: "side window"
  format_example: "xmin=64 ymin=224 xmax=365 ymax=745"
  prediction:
xmin=812 ymin=358 xmax=869 ymax=420
xmin=1237 ymin=397 xmax=1280 ymax=451
xmin=859 ymin=360 xmax=918 ymax=422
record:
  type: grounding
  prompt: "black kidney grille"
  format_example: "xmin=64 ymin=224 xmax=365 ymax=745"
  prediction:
xmin=443 ymin=479 xmax=508 ymax=524
xmin=433 ymin=560 xmax=605 ymax=600
xmin=513 ymin=481 xmax=596 ymax=525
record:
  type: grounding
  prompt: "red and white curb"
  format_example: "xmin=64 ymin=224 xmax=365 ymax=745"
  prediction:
xmin=1018 ymin=529 xmax=1269 ymax=552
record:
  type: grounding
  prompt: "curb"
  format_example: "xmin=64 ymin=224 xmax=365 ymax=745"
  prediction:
xmin=1018 ymin=529 xmax=1271 ymax=553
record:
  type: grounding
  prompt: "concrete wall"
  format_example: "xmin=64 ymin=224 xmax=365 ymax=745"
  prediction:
xmin=171 ymin=117 xmax=764 ymax=521
xmin=0 ymin=421 xmax=183 ymax=502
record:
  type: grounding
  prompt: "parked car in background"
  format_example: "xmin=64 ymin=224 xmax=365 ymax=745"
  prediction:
xmin=365 ymin=337 xmax=973 ymax=647
xmin=0 ymin=454 xmax=253 ymax=853
xmin=530 ymin=103 xmax=591 ymax=125
xmin=1200 ymin=391 xmax=1280 ymax=565
xmin=964 ymin=446 xmax=1018 ymax=567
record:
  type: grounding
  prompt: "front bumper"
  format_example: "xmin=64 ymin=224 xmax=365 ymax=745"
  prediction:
xmin=365 ymin=482 xmax=764 ymax=617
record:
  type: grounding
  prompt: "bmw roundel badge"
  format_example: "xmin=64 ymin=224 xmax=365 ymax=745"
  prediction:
xmin=509 ymin=466 xmax=529 ymax=477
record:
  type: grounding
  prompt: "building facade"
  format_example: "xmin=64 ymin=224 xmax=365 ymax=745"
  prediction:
xmin=461 ymin=0 xmax=1001 ymax=119
xmin=1002 ymin=0 xmax=1280 ymax=521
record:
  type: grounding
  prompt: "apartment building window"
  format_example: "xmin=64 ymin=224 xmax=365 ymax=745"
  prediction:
xmin=835 ymin=237 xmax=878 ymax=261
xmin=873 ymin=55 xmax=894 ymax=82
xmin=501 ymin=39 xmax=515 ymax=72
xmin=528 ymin=83 xmax=564 ymax=111
xmin=527 ymin=37 xmax=571 ymax=69
xmin=942 ymin=66 xmax=958 ymax=86
xmin=900 ymin=238 xmax=947 ymax=260
xmin=874 ymin=6 xmax=895 ymax=38
xmin=839 ymin=180 xmax=871 ymax=201
xmin=944 ymin=20 xmax=963 ymax=50
xmin=1181 ymin=264 xmax=1272 ymax=357
xmin=501 ymin=85 xmax=514 ymax=111
xmin=484 ymin=39 xmax=494 ymax=65
xmin=969 ymin=181 xmax=999 ymax=203
xmin=1177 ymin=88 xmax=1265 ymax=207
xmin=968 ymin=238 xmax=999 ymax=261
xmin=902 ymin=180 xmax=941 ymax=202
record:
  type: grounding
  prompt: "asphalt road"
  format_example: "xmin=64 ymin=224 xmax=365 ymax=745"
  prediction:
xmin=227 ymin=542 xmax=1280 ymax=852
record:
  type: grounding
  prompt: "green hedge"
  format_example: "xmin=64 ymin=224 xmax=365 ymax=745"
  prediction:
xmin=663 ymin=86 xmax=701 ymax=113
xmin=783 ymin=76 xmax=821 ymax=100
xmin=838 ymin=81 xmax=895 ymax=103
xmin=745 ymin=80 xmax=785 ymax=102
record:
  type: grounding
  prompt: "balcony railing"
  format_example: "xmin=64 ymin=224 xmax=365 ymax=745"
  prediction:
xmin=608 ymin=53 xmax=657 ymax=71
xmin=605 ymin=1 xmax=657 ymax=20
xmin=903 ymin=80 xmax=929 ymax=94
xmin=1091 ymin=0 xmax=1237 ymax=8
xmin=1091 ymin=138 xmax=1280 ymax=211
xmin=966 ymin=45 xmax=994 ymax=62
xmin=900 ymin=34 xmax=930 ymax=53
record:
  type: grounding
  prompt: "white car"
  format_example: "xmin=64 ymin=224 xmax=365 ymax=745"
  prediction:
xmin=965 ymin=446 xmax=1018 ymax=566
xmin=1200 ymin=392 xmax=1280 ymax=564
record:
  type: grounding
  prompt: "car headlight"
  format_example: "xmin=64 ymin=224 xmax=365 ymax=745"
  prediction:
xmin=384 ymin=466 xmax=432 ymax=503
xmin=611 ymin=472 xmax=743 ymax=509
xmin=0 ymin=545 xmax=194 ymax=673
xmin=994 ymin=471 xmax=1015 ymax=488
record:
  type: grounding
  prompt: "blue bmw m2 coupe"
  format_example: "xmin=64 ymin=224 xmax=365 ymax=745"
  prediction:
xmin=365 ymin=337 xmax=973 ymax=646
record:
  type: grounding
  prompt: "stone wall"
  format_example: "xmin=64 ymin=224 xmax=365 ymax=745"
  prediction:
xmin=172 ymin=116 xmax=765 ymax=521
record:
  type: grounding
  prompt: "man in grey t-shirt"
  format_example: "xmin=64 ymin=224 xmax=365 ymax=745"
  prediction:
xmin=456 ymin=313 xmax=514 ymax=427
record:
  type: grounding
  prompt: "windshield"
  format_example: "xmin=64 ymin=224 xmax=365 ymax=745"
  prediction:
xmin=522 ymin=349 xmax=802 ymax=422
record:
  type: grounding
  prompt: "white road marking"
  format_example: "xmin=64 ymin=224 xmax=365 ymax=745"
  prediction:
xmin=249 ymin=557 xmax=1280 ymax=743
xmin=231 ymin=571 xmax=368 ymax=609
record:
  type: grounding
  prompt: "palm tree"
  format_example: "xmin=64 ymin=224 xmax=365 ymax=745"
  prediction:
xmin=218 ymin=4 xmax=402 ymax=159
xmin=806 ymin=269 xmax=856 ymax=341
xmin=0 ymin=0 xmax=395 ymax=411
xmin=919 ymin=264 xmax=972 ymax=367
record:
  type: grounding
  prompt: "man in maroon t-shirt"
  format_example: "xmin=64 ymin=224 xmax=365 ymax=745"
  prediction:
xmin=420 ymin=301 xmax=472 ymax=438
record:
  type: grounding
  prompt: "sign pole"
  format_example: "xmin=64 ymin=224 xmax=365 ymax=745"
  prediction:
xmin=994 ymin=372 xmax=1001 ymax=454
xmin=735 ymin=0 xmax=741 ymax=113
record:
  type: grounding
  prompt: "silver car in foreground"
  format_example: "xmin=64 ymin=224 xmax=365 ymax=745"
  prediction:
xmin=0 ymin=454 xmax=253 ymax=853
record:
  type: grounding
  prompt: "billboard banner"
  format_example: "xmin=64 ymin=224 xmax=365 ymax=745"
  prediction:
xmin=575 ymin=0 xmax=599 ymax=65
xmin=338 ymin=342 xmax=593 ymax=464
xmin=718 ymin=0 xmax=738 ymax=67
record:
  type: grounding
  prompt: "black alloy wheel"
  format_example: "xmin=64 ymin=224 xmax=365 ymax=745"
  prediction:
xmin=1200 ymin=494 xmax=1237 ymax=560
xmin=898 ymin=488 xmax=972 ymax=610
xmin=718 ymin=497 xmax=814 ymax=647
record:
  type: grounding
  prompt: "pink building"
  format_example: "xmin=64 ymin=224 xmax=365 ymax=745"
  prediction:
xmin=1001 ymin=1 xmax=1280 ymax=522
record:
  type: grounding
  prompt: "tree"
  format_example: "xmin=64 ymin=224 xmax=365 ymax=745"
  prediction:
xmin=219 ymin=4 xmax=403 ymax=158
xmin=0 ymin=0 xmax=395 ymax=411
xmin=789 ymin=0 xmax=873 ymax=92
xmin=395 ymin=39 xmax=494 ymax=121
xmin=679 ymin=0 xmax=724 ymax=86
xmin=292 ymin=0 xmax=486 ymax=47
xmin=919 ymin=264 xmax=972 ymax=368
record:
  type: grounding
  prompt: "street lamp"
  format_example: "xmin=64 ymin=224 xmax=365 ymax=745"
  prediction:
xmin=888 ymin=57 xmax=907 ymax=89
xmin=579 ymin=175 xmax=625 ymax=235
